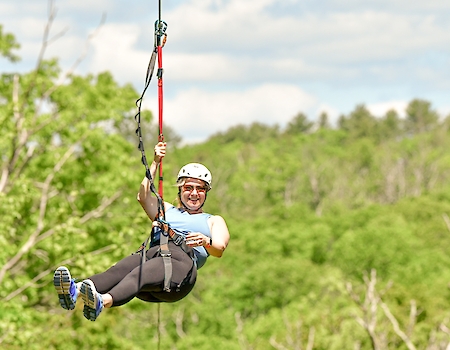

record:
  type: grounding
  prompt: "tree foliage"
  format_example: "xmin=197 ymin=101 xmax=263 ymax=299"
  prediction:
xmin=3 ymin=17 xmax=450 ymax=350
xmin=0 ymin=24 xmax=20 ymax=62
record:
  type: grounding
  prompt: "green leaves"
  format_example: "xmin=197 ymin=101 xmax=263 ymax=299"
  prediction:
xmin=0 ymin=25 xmax=20 ymax=62
xmin=0 ymin=40 xmax=144 ymax=309
xmin=3 ymin=20 xmax=450 ymax=349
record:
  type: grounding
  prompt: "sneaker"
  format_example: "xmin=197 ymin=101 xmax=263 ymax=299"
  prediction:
xmin=80 ymin=279 xmax=103 ymax=321
xmin=53 ymin=266 xmax=78 ymax=310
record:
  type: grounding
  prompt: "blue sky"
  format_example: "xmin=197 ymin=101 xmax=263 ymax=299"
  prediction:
xmin=1 ymin=0 xmax=450 ymax=143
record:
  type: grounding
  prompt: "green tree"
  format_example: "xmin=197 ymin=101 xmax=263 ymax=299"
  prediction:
xmin=0 ymin=24 xmax=20 ymax=62
xmin=405 ymin=99 xmax=439 ymax=134
xmin=0 ymin=15 xmax=151 ymax=347
xmin=4 ymin=8 xmax=450 ymax=349
xmin=379 ymin=109 xmax=403 ymax=139
xmin=284 ymin=112 xmax=314 ymax=135
xmin=208 ymin=121 xmax=280 ymax=144
xmin=0 ymin=67 xmax=142 ymax=285
xmin=318 ymin=111 xmax=331 ymax=129
xmin=338 ymin=104 xmax=379 ymax=140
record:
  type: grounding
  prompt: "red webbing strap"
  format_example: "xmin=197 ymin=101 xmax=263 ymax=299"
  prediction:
xmin=155 ymin=18 xmax=171 ymax=292
xmin=157 ymin=42 xmax=164 ymax=198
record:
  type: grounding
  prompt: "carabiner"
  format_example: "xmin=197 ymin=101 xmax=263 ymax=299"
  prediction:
xmin=154 ymin=20 xmax=168 ymax=37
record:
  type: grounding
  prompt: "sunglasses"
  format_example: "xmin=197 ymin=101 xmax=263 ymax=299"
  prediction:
xmin=182 ymin=185 xmax=207 ymax=194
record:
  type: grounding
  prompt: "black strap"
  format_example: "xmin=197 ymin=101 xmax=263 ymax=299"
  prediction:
xmin=159 ymin=228 xmax=172 ymax=292
xmin=134 ymin=19 xmax=175 ymax=295
xmin=135 ymin=46 xmax=159 ymax=191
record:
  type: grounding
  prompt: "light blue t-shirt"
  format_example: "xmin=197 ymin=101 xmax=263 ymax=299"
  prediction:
xmin=151 ymin=206 xmax=212 ymax=269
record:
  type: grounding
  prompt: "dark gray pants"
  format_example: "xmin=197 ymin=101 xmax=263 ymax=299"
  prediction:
xmin=88 ymin=241 xmax=197 ymax=305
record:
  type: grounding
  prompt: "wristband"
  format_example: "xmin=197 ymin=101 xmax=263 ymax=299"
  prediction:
xmin=205 ymin=237 xmax=212 ymax=248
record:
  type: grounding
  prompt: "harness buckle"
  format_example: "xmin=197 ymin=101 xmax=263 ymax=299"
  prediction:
xmin=171 ymin=232 xmax=184 ymax=246
xmin=159 ymin=250 xmax=172 ymax=258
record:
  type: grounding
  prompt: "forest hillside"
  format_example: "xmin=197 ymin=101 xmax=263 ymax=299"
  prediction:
xmin=2 ymin=23 xmax=450 ymax=349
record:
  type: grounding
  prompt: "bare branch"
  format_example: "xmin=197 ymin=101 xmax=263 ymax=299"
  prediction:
xmin=34 ymin=11 xmax=106 ymax=122
xmin=12 ymin=73 xmax=20 ymax=121
xmin=348 ymin=271 xmax=450 ymax=350
xmin=1 ymin=1 xmax=59 ymax=193
xmin=267 ymin=311 xmax=315 ymax=350
xmin=439 ymin=323 xmax=450 ymax=336
xmin=19 ymin=0 xmax=58 ymax=107
xmin=80 ymin=191 xmax=122 ymax=224
xmin=282 ymin=312 xmax=296 ymax=348
xmin=0 ymin=189 xmax=122 ymax=285
xmin=407 ymin=300 xmax=418 ymax=337
xmin=443 ymin=214 xmax=450 ymax=233
xmin=0 ymin=74 xmax=29 ymax=194
xmin=235 ymin=312 xmax=249 ymax=349
xmin=34 ymin=0 xmax=57 ymax=72
xmin=346 ymin=269 xmax=381 ymax=350
xmin=64 ymin=12 xmax=106 ymax=77
xmin=156 ymin=305 xmax=167 ymax=340
xmin=0 ymin=324 xmax=12 ymax=345
xmin=8 ymin=141 xmax=38 ymax=186
xmin=0 ymin=158 xmax=9 ymax=194
xmin=306 ymin=327 xmax=315 ymax=350
xmin=346 ymin=282 xmax=361 ymax=303
xmin=379 ymin=300 xmax=417 ymax=350
xmin=175 ymin=308 xmax=186 ymax=338
xmin=269 ymin=337 xmax=289 ymax=350
xmin=1 ymin=2 xmax=106 ymax=191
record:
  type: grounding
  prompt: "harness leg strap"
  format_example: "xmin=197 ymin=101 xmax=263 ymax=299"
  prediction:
xmin=159 ymin=231 xmax=172 ymax=292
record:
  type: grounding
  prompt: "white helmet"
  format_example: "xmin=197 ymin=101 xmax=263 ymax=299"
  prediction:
xmin=177 ymin=163 xmax=212 ymax=189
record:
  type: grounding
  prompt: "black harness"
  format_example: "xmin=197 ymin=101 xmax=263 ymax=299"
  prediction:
xmin=134 ymin=15 xmax=180 ymax=293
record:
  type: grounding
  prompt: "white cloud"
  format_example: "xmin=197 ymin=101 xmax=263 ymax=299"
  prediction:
xmin=143 ymin=83 xmax=317 ymax=144
xmin=330 ymin=0 xmax=450 ymax=12
xmin=165 ymin=1 xmax=450 ymax=60
xmin=367 ymin=101 xmax=408 ymax=118
xmin=437 ymin=105 xmax=450 ymax=118
xmin=164 ymin=53 xmax=316 ymax=84
xmin=63 ymin=0 xmax=111 ymax=12
xmin=2 ymin=0 xmax=450 ymax=143
xmin=164 ymin=53 xmax=241 ymax=82
xmin=89 ymin=23 xmax=150 ymax=83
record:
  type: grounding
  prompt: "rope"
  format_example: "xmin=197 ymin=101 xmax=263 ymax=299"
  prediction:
xmin=157 ymin=303 xmax=161 ymax=349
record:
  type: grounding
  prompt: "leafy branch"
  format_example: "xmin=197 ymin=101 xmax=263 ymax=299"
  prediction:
xmin=0 ymin=139 xmax=122 ymax=284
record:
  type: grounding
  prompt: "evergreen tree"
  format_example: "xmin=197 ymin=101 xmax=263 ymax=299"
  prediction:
xmin=405 ymin=98 xmax=439 ymax=134
xmin=318 ymin=111 xmax=331 ymax=129
xmin=379 ymin=109 xmax=403 ymax=139
xmin=338 ymin=104 xmax=379 ymax=140
xmin=284 ymin=112 xmax=314 ymax=135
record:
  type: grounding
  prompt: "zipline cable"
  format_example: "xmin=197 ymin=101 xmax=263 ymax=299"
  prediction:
xmin=157 ymin=303 xmax=161 ymax=350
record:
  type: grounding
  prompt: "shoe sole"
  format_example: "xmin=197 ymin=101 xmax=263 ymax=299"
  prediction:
xmin=53 ymin=266 xmax=76 ymax=310
xmin=80 ymin=280 xmax=99 ymax=321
